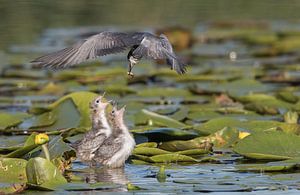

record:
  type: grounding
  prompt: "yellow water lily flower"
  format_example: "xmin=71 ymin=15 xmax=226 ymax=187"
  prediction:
xmin=238 ymin=131 xmax=251 ymax=139
xmin=34 ymin=133 xmax=49 ymax=145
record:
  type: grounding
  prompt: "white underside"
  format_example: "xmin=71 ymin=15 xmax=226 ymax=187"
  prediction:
xmin=105 ymin=130 xmax=135 ymax=168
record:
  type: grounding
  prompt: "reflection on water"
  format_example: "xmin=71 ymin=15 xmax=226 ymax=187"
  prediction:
xmin=2 ymin=0 xmax=300 ymax=50
xmin=84 ymin=167 xmax=129 ymax=192
xmin=85 ymin=167 xmax=129 ymax=185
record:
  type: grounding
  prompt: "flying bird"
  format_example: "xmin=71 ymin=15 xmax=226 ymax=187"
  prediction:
xmin=31 ymin=31 xmax=187 ymax=77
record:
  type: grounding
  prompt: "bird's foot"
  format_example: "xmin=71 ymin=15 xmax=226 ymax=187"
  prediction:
xmin=127 ymin=71 xmax=134 ymax=78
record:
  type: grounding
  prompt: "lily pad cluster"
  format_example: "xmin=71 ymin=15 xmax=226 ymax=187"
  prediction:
xmin=1 ymin=21 xmax=300 ymax=193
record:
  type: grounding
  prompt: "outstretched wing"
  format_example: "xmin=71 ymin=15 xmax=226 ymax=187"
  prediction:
xmin=132 ymin=34 xmax=187 ymax=74
xmin=31 ymin=32 xmax=137 ymax=69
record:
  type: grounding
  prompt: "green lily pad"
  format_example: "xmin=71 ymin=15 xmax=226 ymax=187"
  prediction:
xmin=0 ymin=136 xmax=28 ymax=153
xmin=49 ymin=91 xmax=99 ymax=128
xmin=137 ymin=87 xmax=192 ymax=97
xmin=159 ymin=136 xmax=212 ymax=152
xmin=136 ymin=142 xmax=158 ymax=148
xmin=133 ymin=127 xmax=199 ymax=142
xmin=20 ymin=98 xmax=81 ymax=130
xmin=0 ymin=158 xmax=27 ymax=183
xmin=0 ymin=112 xmax=30 ymax=130
xmin=235 ymin=160 xmax=300 ymax=172
xmin=132 ymin=154 xmax=154 ymax=163
xmin=4 ymin=133 xmax=48 ymax=158
xmin=194 ymin=117 xmax=300 ymax=135
xmin=236 ymin=94 xmax=294 ymax=114
xmin=135 ymin=109 xmax=187 ymax=128
xmin=26 ymin=157 xmax=67 ymax=190
xmin=41 ymin=136 xmax=74 ymax=160
xmin=175 ymin=149 xmax=210 ymax=155
xmin=234 ymin=131 xmax=300 ymax=160
xmin=3 ymin=69 xmax=46 ymax=79
xmin=149 ymin=153 xmax=198 ymax=163
xmin=133 ymin=147 xmax=171 ymax=156
xmin=193 ymin=79 xmax=274 ymax=97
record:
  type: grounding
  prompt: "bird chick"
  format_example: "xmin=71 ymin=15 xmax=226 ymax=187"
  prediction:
xmin=94 ymin=105 xmax=135 ymax=168
xmin=75 ymin=95 xmax=112 ymax=165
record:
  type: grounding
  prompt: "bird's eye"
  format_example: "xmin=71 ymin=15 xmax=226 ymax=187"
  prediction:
xmin=96 ymin=100 xmax=100 ymax=104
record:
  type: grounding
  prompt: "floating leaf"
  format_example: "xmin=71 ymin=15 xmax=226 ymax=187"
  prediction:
xmin=20 ymin=98 xmax=81 ymax=130
xmin=0 ymin=112 xmax=30 ymax=130
xmin=133 ymin=147 xmax=171 ymax=156
xmin=42 ymin=136 xmax=74 ymax=160
xmin=135 ymin=109 xmax=187 ymax=128
xmin=48 ymin=91 xmax=99 ymax=128
xmin=0 ymin=136 xmax=28 ymax=153
xmin=137 ymin=87 xmax=192 ymax=97
xmin=159 ymin=137 xmax=212 ymax=152
xmin=149 ymin=153 xmax=198 ymax=163
xmin=4 ymin=133 xmax=49 ymax=158
xmin=235 ymin=159 xmax=299 ymax=172
xmin=133 ymin=127 xmax=199 ymax=142
xmin=0 ymin=158 xmax=27 ymax=183
xmin=234 ymin=131 xmax=300 ymax=160
xmin=236 ymin=94 xmax=294 ymax=114
xmin=175 ymin=149 xmax=211 ymax=156
xmin=26 ymin=157 xmax=67 ymax=190
xmin=136 ymin=142 xmax=158 ymax=148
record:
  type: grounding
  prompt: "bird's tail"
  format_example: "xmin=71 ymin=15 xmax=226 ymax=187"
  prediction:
xmin=167 ymin=57 xmax=187 ymax=75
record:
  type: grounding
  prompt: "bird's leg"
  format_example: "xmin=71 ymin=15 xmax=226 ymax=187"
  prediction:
xmin=127 ymin=56 xmax=138 ymax=78
xmin=127 ymin=62 xmax=134 ymax=78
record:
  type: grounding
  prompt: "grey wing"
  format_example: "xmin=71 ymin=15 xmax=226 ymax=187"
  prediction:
xmin=31 ymin=32 xmax=136 ymax=69
xmin=160 ymin=34 xmax=187 ymax=74
xmin=132 ymin=34 xmax=187 ymax=74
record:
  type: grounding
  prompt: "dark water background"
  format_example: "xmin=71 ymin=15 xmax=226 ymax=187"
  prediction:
xmin=1 ymin=0 xmax=300 ymax=50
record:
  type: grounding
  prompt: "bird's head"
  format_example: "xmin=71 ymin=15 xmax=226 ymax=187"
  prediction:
xmin=90 ymin=94 xmax=111 ymax=112
xmin=111 ymin=105 xmax=126 ymax=124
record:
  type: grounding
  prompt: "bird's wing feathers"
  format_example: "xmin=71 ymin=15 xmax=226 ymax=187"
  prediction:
xmin=31 ymin=32 xmax=134 ymax=69
xmin=133 ymin=34 xmax=187 ymax=74
xmin=77 ymin=130 xmax=107 ymax=152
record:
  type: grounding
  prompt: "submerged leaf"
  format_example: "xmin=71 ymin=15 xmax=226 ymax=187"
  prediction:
xmin=0 ymin=183 xmax=26 ymax=194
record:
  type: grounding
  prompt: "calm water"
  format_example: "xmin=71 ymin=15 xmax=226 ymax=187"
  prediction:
xmin=1 ymin=0 xmax=300 ymax=50
xmin=1 ymin=1 xmax=300 ymax=193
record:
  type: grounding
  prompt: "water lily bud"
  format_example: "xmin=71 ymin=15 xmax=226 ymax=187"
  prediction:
xmin=156 ymin=165 xmax=167 ymax=182
xmin=34 ymin=133 xmax=49 ymax=145
xmin=284 ymin=111 xmax=299 ymax=124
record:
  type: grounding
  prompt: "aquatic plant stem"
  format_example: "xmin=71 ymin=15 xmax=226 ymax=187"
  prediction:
xmin=42 ymin=144 xmax=51 ymax=161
